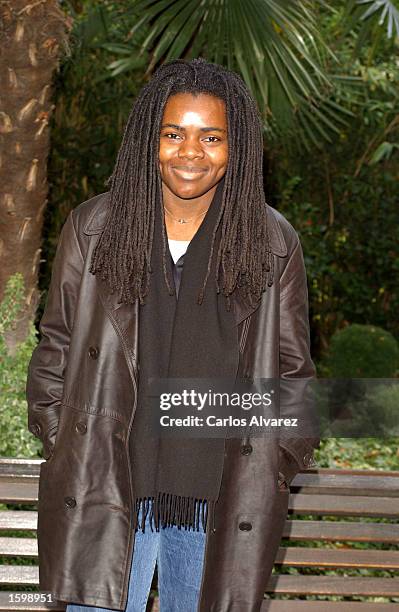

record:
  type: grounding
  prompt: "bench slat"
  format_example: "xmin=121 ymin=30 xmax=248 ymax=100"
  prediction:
xmin=306 ymin=467 xmax=399 ymax=477
xmin=283 ymin=520 xmax=399 ymax=543
xmin=0 ymin=537 xmax=37 ymax=556
xmin=291 ymin=473 xmax=399 ymax=497
xmin=0 ymin=565 xmax=38 ymax=585
xmin=266 ymin=575 xmax=399 ymax=597
xmin=0 ymin=511 xmax=37 ymax=531
xmin=289 ymin=494 xmax=399 ymax=518
xmin=275 ymin=547 xmax=399 ymax=569
xmin=0 ymin=482 xmax=38 ymax=504
xmin=261 ymin=602 xmax=399 ymax=611
xmin=0 ymin=459 xmax=43 ymax=465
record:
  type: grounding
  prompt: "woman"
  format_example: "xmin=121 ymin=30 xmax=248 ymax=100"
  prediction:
xmin=26 ymin=58 xmax=319 ymax=612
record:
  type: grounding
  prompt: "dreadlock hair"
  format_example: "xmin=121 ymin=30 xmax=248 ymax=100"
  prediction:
xmin=89 ymin=57 xmax=274 ymax=307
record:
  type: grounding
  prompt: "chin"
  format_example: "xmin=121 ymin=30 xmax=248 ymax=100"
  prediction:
xmin=170 ymin=182 xmax=208 ymax=200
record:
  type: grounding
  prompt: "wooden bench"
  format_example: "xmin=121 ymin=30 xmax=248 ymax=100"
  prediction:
xmin=0 ymin=458 xmax=398 ymax=610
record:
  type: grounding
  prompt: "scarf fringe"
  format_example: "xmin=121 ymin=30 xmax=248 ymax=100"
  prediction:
xmin=133 ymin=493 xmax=216 ymax=534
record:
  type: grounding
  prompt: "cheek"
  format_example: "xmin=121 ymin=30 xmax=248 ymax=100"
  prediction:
xmin=159 ymin=142 xmax=174 ymax=164
xmin=212 ymin=146 xmax=228 ymax=171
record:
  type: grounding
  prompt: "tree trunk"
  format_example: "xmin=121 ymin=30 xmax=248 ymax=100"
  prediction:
xmin=0 ymin=0 xmax=71 ymax=353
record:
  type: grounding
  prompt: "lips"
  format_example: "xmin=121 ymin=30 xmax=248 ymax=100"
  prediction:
xmin=172 ymin=165 xmax=208 ymax=173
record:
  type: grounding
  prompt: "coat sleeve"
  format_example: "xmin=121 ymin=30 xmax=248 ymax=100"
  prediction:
xmin=278 ymin=235 xmax=320 ymax=485
xmin=26 ymin=210 xmax=84 ymax=459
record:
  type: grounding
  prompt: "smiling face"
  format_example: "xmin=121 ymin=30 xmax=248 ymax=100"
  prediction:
xmin=159 ymin=92 xmax=228 ymax=200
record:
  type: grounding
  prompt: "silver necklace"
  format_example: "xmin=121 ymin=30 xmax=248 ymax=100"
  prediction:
xmin=164 ymin=206 xmax=208 ymax=224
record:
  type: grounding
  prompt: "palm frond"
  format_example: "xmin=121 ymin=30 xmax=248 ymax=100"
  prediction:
xmin=342 ymin=0 xmax=399 ymax=50
xmin=357 ymin=0 xmax=399 ymax=39
xmin=101 ymin=1 xmax=358 ymax=150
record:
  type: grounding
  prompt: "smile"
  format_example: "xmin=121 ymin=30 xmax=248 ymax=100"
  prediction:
xmin=171 ymin=166 xmax=208 ymax=179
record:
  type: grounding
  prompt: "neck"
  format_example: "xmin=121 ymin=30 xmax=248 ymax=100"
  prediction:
xmin=162 ymin=182 xmax=217 ymax=217
xmin=162 ymin=182 xmax=218 ymax=241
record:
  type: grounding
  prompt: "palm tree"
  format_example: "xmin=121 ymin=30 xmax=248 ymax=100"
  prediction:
xmin=0 ymin=0 xmax=70 ymax=352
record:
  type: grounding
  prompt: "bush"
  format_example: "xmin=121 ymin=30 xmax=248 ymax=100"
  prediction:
xmin=325 ymin=324 xmax=399 ymax=378
xmin=363 ymin=383 xmax=399 ymax=437
xmin=0 ymin=274 xmax=41 ymax=457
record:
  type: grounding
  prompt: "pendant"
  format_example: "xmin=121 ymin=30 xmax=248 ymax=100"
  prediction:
xmin=178 ymin=218 xmax=188 ymax=224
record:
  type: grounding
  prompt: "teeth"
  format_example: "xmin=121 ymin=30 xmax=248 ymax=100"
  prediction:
xmin=176 ymin=169 xmax=204 ymax=173
xmin=174 ymin=167 xmax=205 ymax=171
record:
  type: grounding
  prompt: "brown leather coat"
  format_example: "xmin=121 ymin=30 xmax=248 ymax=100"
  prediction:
xmin=26 ymin=192 xmax=319 ymax=611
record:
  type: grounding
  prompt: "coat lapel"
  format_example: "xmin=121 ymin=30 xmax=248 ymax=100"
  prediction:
xmin=95 ymin=276 xmax=139 ymax=377
xmin=83 ymin=196 xmax=139 ymax=374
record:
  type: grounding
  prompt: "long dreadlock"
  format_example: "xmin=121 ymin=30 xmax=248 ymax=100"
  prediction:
xmin=89 ymin=58 xmax=274 ymax=306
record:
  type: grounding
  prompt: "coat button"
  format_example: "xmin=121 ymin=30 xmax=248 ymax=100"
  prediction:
xmin=32 ymin=423 xmax=42 ymax=436
xmin=88 ymin=346 xmax=99 ymax=359
xmin=303 ymin=452 xmax=315 ymax=467
xmin=75 ymin=421 xmax=87 ymax=434
xmin=64 ymin=496 xmax=77 ymax=509
xmin=239 ymin=521 xmax=252 ymax=531
xmin=240 ymin=444 xmax=253 ymax=456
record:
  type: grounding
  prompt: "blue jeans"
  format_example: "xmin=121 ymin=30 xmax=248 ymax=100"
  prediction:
xmin=66 ymin=500 xmax=207 ymax=612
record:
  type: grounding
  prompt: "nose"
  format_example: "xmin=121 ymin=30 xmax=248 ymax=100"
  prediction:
xmin=177 ymin=137 xmax=204 ymax=160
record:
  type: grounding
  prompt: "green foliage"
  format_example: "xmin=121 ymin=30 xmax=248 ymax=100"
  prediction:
xmin=342 ymin=0 xmax=399 ymax=48
xmin=314 ymin=379 xmax=399 ymax=440
xmin=364 ymin=383 xmax=399 ymax=436
xmin=275 ymin=4 xmax=399 ymax=356
xmin=279 ymin=164 xmax=399 ymax=357
xmin=39 ymin=1 xmax=148 ymax=321
xmin=325 ymin=324 xmax=399 ymax=378
xmin=0 ymin=275 xmax=41 ymax=458
xmin=0 ymin=274 xmax=25 ymax=335
xmin=316 ymin=436 xmax=399 ymax=471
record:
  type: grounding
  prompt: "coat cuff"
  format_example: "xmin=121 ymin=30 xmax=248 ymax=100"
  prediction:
xmin=278 ymin=441 xmax=317 ymax=486
xmin=29 ymin=421 xmax=58 ymax=460
xmin=279 ymin=437 xmax=318 ymax=471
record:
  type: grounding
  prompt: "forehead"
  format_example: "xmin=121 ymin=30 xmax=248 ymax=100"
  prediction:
xmin=162 ymin=92 xmax=227 ymax=127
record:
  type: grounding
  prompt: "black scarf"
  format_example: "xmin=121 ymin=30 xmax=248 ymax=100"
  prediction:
xmin=129 ymin=179 xmax=239 ymax=533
